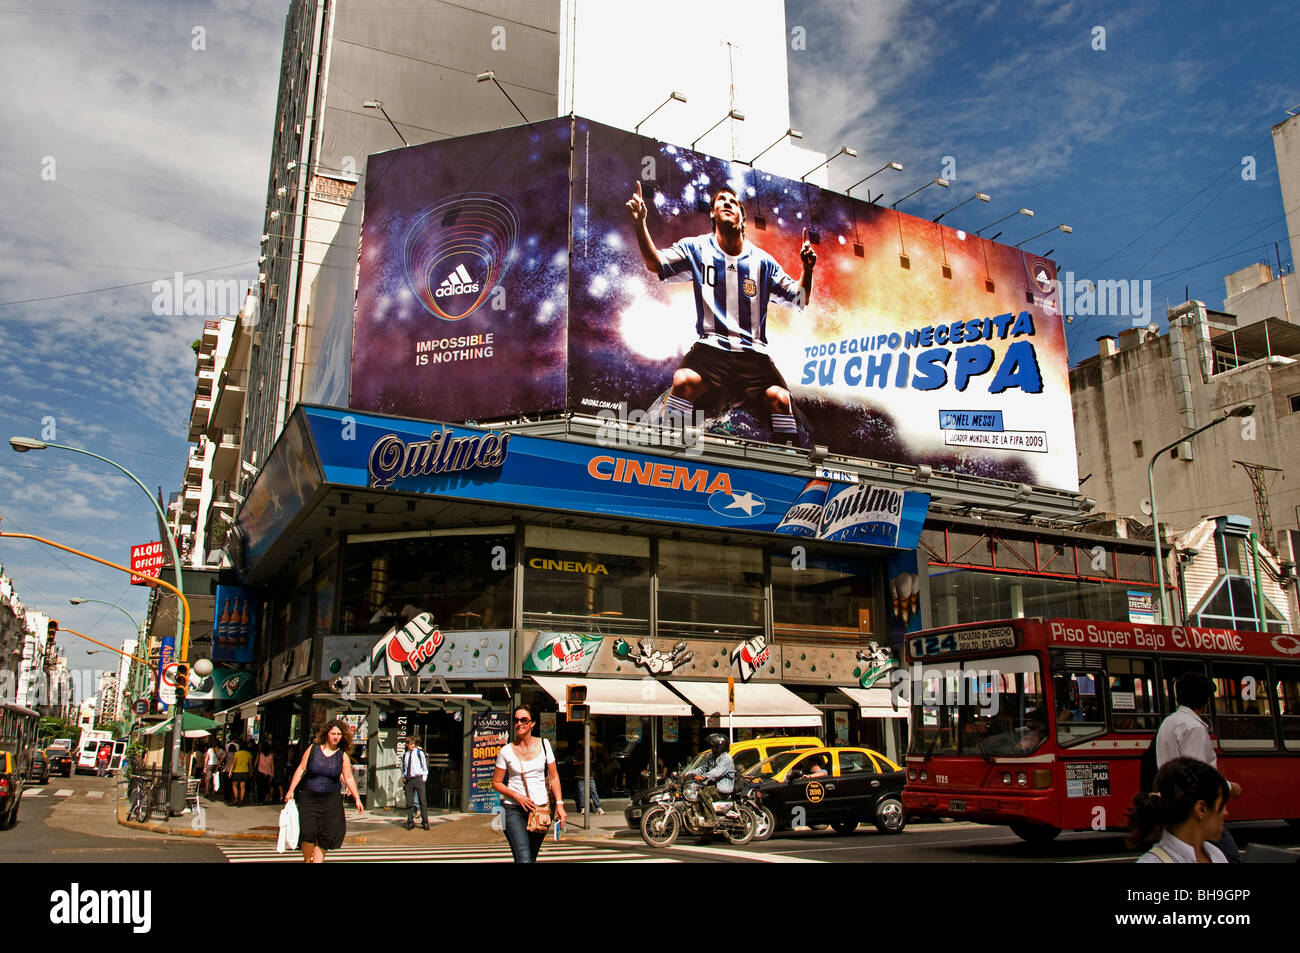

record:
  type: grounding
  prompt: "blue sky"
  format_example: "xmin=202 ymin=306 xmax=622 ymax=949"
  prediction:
xmin=0 ymin=0 xmax=1295 ymax=693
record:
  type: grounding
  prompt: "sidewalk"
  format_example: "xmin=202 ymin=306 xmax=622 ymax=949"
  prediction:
xmin=117 ymin=789 xmax=637 ymax=845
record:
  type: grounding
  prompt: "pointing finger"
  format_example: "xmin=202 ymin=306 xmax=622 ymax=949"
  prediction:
xmin=801 ymin=227 xmax=807 ymax=243
xmin=635 ymin=181 xmax=643 ymax=198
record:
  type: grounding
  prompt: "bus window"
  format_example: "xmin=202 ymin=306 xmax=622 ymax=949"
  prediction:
xmin=1212 ymin=662 xmax=1276 ymax=750
xmin=1107 ymin=657 xmax=1158 ymax=731
xmin=1053 ymin=670 xmax=1105 ymax=744
xmin=1276 ymin=666 xmax=1300 ymax=752
xmin=1159 ymin=659 xmax=1206 ymax=715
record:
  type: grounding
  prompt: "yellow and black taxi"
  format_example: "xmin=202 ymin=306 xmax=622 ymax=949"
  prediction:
xmin=28 ymin=748 xmax=50 ymax=785
xmin=44 ymin=746 xmax=74 ymax=778
xmin=625 ymin=736 xmax=824 ymax=828
xmin=0 ymin=750 xmax=24 ymax=829
xmin=746 ymin=746 xmax=907 ymax=835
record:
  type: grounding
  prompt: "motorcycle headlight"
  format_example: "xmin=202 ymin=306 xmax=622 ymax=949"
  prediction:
xmin=683 ymin=781 xmax=700 ymax=801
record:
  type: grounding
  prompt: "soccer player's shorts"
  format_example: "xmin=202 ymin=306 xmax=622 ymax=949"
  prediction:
xmin=678 ymin=342 xmax=790 ymax=405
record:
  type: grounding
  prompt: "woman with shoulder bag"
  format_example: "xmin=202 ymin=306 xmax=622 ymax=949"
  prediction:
xmin=285 ymin=720 xmax=365 ymax=863
xmin=492 ymin=705 xmax=567 ymax=863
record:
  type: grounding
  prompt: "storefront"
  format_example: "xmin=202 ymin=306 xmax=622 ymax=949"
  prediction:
xmin=223 ymin=405 xmax=932 ymax=810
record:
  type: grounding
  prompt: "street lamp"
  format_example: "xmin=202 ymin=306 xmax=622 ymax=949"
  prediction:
xmin=1147 ymin=404 xmax=1256 ymax=623
xmin=10 ymin=436 xmax=190 ymax=809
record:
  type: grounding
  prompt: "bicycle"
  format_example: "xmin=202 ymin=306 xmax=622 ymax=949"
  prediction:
xmin=126 ymin=771 xmax=168 ymax=822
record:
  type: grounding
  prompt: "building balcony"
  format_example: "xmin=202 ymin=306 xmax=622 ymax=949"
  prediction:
xmin=185 ymin=448 xmax=203 ymax=479
xmin=188 ymin=397 xmax=213 ymax=442
xmin=209 ymin=369 xmax=247 ymax=432
xmin=181 ymin=485 xmax=202 ymax=513
xmin=212 ymin=430 xmax=241 ymax=478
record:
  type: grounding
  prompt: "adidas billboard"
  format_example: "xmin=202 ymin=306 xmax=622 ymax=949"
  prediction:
xmin=434 ymin=264 xmax=479 ymax=298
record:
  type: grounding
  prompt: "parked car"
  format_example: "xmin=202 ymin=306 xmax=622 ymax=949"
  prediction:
xmin=45 ymin=746 xmax=74 ymax=778
xmin=27 ymin=749 xmax=50 ymax=785
xmin=748 ymin=746 xmax=906 ymax=836
xmin=624 ymin=736 xmax=823 ymax=829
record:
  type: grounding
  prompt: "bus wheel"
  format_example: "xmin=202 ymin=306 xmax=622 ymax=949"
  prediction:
xmin=1009 ymin=822 xmax=1060 ymax=843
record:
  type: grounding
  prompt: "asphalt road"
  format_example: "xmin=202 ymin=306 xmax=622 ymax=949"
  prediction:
xmin=5 ymin=771 xmax=224 ymax=863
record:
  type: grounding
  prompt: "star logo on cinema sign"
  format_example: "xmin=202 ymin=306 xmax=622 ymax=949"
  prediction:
xmin=708 ymin=489 xmax=766 ymax=518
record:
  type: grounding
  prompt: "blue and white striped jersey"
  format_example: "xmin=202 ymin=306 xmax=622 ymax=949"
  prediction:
xmin=658 ymin=234 xmax=803 ymax=353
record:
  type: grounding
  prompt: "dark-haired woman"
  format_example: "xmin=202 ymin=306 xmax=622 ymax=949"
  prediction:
xmin=492 ymin=705 xmax=567 ymax=863
xmin=286 ymin=720 xmax=365 ymax=863
xmin=1127 ymin=756 xmax=1229 ymax=863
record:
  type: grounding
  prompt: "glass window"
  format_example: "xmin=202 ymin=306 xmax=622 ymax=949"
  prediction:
xmin=908 ymin=655 xmax=1046 ymax=757
xmin=1211 ymin=662 xmax=1276 ymax=750
xmin=772 ymin=550 xmax=874 ymax=642
xmin=732 ymin=748 xmax=761 ymax=775
xmin=1052 ymin=670 xmax=1106 ymax=744
xmin=1275 ymin=666 xmax=1300 ymax=752
xmin=340 ymin=532 xmax=515 ymax=633
xmin=522 ymin=529 xmax=650 ymax=639
xmin=927 ymin=568 xmax=1137 ymax=628
xmin=1195 ymin=576 xmax=1289 ymax=634
xmin=1106 ymin=657 xmax=1158 ymax=731
xmin=837 ymin=750 xmax=875 ymax=774
xmin=658 ymin=540 xmax=763 ymax=641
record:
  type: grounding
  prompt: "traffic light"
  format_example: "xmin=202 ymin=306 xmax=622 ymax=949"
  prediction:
xmin=46 ymin=619 xmax=58 ymax=643
xmin=566 ymin=683 xmax=588 ymax=723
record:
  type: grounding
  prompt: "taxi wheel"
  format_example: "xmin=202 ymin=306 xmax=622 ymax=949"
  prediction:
xmin=873 ymin=796 xmax=907 ymax=834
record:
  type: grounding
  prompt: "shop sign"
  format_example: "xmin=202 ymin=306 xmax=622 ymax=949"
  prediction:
xmin=329 ymin=674 xmax=454 ymax=697
xmin=856 ymin=643 xmax=893 ymax=689
xmin=370 ymin=612 xmax=444 ymax=676
xmin=367 ymin=428 xmax=510 ymax=489
xmin=470 ymin=712 xmax=510 ymax=814
xmin=129 ymin=541 xmax=164 ymax=586
xmin=527 ymin=558 xmax=609 ymax=575
xmin=523 ymin=632 xmax=602 ymax=674
xmin=612 ymin=638 xmax=693 ymax=675
xmin=730 ymin=636 xmax=771 ymax=683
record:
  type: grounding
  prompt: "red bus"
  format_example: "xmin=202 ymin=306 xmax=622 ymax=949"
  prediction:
xmin=901 ymin=617 xmax=1300 ymax=841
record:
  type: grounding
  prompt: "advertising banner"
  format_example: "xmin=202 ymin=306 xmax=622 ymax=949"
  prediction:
xmin=212 ymin=585 xmax=258 ymax=664
xmin=320 ymin=630 xmax=510 ymax=681
xmin=522 ymin=632 xmax=604 ymax=674
xmin=303 ymin=406 xmax=929 ymax=551
xmin=156 ymin=635 xmax=175 ymax=711
xmin=185 ymin=667 xmax=255 ymax=704
xmin=470 ymin=711 xmax=510 ymax=813
xmin=235 ymin=412 xmax=322 ymax=571
xmin=129 ymin=541 xmax=164 ymax=586
xmin=352 ymin=121 xmax=572 ymax=422
xmin=567 ymin=118 xmax=1076 ymax=490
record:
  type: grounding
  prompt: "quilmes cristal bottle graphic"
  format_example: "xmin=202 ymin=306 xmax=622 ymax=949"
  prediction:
xmin=238 ymin=599 xmax=251 ymax=651
xmin=217 ymin=600 xmax=233 ymax=650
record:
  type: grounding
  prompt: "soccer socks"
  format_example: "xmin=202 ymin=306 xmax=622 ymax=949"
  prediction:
xmin=771 ymin=413 xmax=796 ymax=434
xmin=661 ymin=395 xmax=694 ymax=429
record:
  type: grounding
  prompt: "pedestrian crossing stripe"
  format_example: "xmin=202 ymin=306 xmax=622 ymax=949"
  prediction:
xmin=86 ymin=790 xmax=104 ymax=798
xmin=219 ymin=842 xmax=679 ymax=864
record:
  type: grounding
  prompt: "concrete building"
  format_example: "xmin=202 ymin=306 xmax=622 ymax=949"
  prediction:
xmin=1070 ymin=302 xmax=1298 ymax=625
xmin=1220 ymin=112 xmax=1300 ymax=326
xmin=238 ymin=0 xmax=827 ymax=490
xmin=98 ymin=671 xmax=120 ymax=724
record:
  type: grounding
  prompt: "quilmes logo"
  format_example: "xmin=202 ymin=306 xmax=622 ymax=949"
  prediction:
xmin=370 ymin=612 xmax=444 ymax=676
xmin=435 ymin=264 xmax=480 ymax=298
xmin=368 ymin=427 xmax=510 ymax=489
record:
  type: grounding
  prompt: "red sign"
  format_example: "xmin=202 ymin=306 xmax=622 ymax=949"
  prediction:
xmin=130 ymin=541 xmax=164 ymax=586
xmin=1043 ymin=618 xmax=1300 ymax=660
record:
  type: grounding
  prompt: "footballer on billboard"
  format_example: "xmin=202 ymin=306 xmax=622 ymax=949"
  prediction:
xmin=567 ymin=118 xmax=1077 ymax=491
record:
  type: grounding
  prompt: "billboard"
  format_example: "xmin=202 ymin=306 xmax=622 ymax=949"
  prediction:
xmin=567 ymin=118 xmax=1076 ymax=491
xmin=351 ymin=117 xmax=1076 ymax=491
xmin=129 ymin=541 xmax=164 ymax=586
xmin=351 ymin=121 xmax=572 ymax=422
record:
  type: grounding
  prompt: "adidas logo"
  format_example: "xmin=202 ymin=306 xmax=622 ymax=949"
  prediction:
xmin=434 ymin=264 xmax=480 ymax=298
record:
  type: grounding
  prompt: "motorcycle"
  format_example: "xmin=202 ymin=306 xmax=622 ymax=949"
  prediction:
xmin=736 ymin=774 xmax=776 ymax=842
xmin=639 ymin=776 xmax=757 ymax=847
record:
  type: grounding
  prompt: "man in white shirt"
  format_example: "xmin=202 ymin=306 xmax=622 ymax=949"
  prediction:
xmin=1154 ymin=671 xmax=1242 ymax=860
xmin=402 ymin=734 xmax=429 ymax=830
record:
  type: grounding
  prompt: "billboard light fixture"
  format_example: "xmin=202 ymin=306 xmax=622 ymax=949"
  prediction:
xmin=475 ymin=70 xmax=530 ymax=124
xmin=801 ymin=145 xmax=857 ymax=182
xmin=976 ymin=207 xmax=1033 ymax=236
xmin=1013 ymin=223 xmax=1072 ymax=248
xmin=846 ymin=161 xmax=904 ymax=197
xmin=748 ymin=128 xmax=803 ymax=167
xmin=891 ymin=177 xmax=949 ymax=209
xmin=933 ymin=191 xmax=991 ymax=224
xmin=635 ymin=90 xmax=688 ymax=134
xmin=362 ymin=98 xmax=411 ymax=147
xmin=692 ymin=109 xmax=745 ymax=149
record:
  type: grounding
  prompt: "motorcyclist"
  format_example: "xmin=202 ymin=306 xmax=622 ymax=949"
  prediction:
xmin=692 ymin=733 xmax=736 ymax=830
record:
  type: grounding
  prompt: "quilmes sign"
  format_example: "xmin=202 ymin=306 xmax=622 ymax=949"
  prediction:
xmin=367 ymin=427 xmax=511 ymax=488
